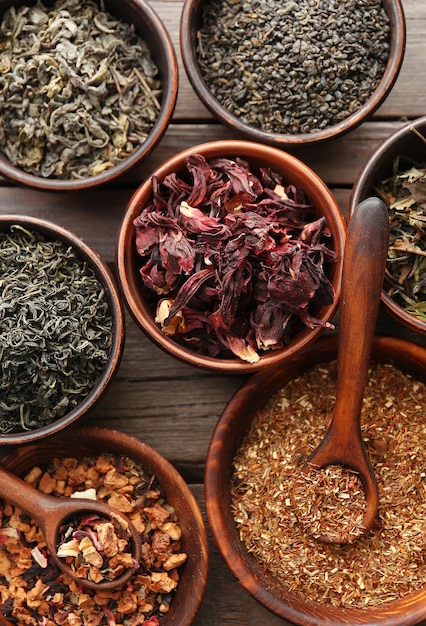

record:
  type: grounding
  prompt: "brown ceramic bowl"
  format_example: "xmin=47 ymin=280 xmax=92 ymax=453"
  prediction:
xmin=0 ymin=215 xmax=125 ymax=445
xmin=0 ymin=425 xmax=209 ymax=626
xmin=350 ymin=115 xmax=426 ymax=337
xmin=0 ymin=0 xmax=178 ymax=191
xmin=180 ymin=0 xmax=405 ymax=146
xmin=205 ymin=333 xmax=426 ymax=626
xmin=115 ymin=139 xmax=346 ymax=373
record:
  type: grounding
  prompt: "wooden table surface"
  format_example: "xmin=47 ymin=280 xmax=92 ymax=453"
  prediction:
xmin=2 ymin=0 xmax=426 ymax=623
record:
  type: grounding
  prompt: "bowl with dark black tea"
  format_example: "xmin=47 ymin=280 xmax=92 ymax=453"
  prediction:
xmin=0 ymin=215 xmax=125 ymax=445
xmin=115 ymin=139 xmax=346 ymax=373
xmin=350 ymin=115 xmax=426 ymax=336
xmin=180 ymin=0 xmax=405 ymax=146
xmin=205 ymin=333 xmax=426 ymax=625
xmin=0 ymin=425 xmax=209 ymax=625
xmin=0 ymin=0 xmax=178 ymax=191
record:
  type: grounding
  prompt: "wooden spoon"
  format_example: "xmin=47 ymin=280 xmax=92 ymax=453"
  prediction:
xmin=292 ymin=196 xmax=389 ymax=543
xmin=0 ymin=463 xmax=142 ymax=590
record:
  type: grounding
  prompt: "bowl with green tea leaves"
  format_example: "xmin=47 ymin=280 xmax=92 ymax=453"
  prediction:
xmin=116 ymin=139 xmax=346 ymax=373
xmin=180 ymin=0 xmax=405 ymax=146
xmin=350 ymin=115 xmax=426 ymax=336
xmin=0 ymin=0 xmax=178 ymax=191
xmin=0 ymin=215 xmax=125 ymax=445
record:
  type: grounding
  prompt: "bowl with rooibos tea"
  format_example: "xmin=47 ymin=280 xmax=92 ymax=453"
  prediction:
xmin=0 ymin=215 xmax=125 ymax=445
xmin=350 ymin=115 xmax=426 ymax=337
xmin=0 ymin=425 xmax=209 ymax=625
xmin=205 ymin=333 xmax=426 ymax=625
xmin=0 ymin=0 xmax=178 ymax=191
xmin=180 ymin=0 xmax=405 ymax=146
xmin=115 ymin=139 xmax=346 ymax=373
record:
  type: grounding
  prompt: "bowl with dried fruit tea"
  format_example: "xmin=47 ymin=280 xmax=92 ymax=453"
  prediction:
xmin=0 ymin=0 xmax=178 ymax=191
xmin=0 ymin=425 xmax=209 ymax=626
xmin=115 ymin=139 xmax=346 ymax=373
xmin=205 ymin=332 xmax=426 ymax=625
xmin=0 ymin=215 xmax=125 ymax=445
xmin=180 ymin=0 xmax=405 ymax=146
xmin=350 ymin=115 xmax=426 ymax=336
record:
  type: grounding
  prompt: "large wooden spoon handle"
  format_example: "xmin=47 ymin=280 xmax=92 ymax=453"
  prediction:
xmin=333 ymin=196 xmax=389 ymax=447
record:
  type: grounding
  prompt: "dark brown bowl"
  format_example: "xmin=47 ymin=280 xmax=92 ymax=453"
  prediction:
xmin=115 ymin=139 xmax=346 ymax=373
xmin=350 ymin=115 xmax=426 ymax=337
xmin=180 ymin=0 xmax=405 ymax=147
xmin=0 ymin=0 xmax=178 ymax=191
xmin=0 ymin=425 xmax=209 ymax=626
xmin=205 ymin=333 xmax=426 ymax=626
xmin=0 ymin=215 xmax=125 ymax=445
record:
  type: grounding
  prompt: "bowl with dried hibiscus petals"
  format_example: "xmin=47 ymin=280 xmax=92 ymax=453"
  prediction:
xmin=116 ymin=140 xmax=346 ymax=373
xmin=0 ymin=0 xmax=178 ymax=191
xmin=205 ymin=332 xmax=426 ymax=626
xmin=0 ymin=214 xmax=125 ymax=445
xmin=350 ymin=115 xmax=426 ymax=336
xmin=0 ymin=425 xmax=209 ymax=626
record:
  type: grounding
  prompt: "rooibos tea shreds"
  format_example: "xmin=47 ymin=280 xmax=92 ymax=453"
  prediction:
xmin=0 ymin=0 xmax=162 ymax=179
xmin=133 ymin=153 xmax=337 ymax=363
xmin=232 ymin=361 xmax=426 ymax=607
xmin=0 ymin=225 xmax=112 ymax=433
xmin=197 ymin=0 xmax=390 ymax=135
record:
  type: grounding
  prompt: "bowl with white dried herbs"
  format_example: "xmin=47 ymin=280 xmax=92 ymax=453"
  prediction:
xmin=0 ymin=425 xmax=209 ymax=626
xmin=205 ymin=333 xmax=426 ymax=625
xmin=350 ymin=115 xmax=426 ymax=337
xmin=0 ymin=215 xmax=125 ymax=445
xmin=0 ymin=0 xmax=178 ymax=191
xmin=180 ymin=0 xmax=405 ymax=146
xmin=116 ymin=139 xmax=346 ymax=373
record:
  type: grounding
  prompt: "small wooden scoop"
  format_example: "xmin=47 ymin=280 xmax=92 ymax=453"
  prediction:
xmin=0 ymin=463 xmax=141 ymax=590
xmin=292 ymin=197 xmax=389 ymax=543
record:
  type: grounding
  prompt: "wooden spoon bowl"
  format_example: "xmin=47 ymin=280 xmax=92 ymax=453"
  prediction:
xmin=205 ymin=334 xmax=426 ymax=626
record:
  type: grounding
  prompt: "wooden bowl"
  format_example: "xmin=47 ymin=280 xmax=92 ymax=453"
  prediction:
xmin=0 ymin=0 xmax=178 ymax=191
xmin=115 ymin=139 xmax=346 ymax=373
xmin=0 ymin=425 xmax=209 ymax=626
xmin=350 ymin=115 xmax=426 ymax=336
xmin=180 ymin=0 xmax=405 ymax=146
xmin=0 ymin=215 xmax=125 ymax=445
xmin=205 ymin=333 xmax=426 ymax=626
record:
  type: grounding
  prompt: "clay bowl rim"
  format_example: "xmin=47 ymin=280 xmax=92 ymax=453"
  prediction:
xmin=204 ymin=333 xmax=426 ymax=626
xmin=179 ymin=0 xmax=406 ymax=147
xmin=0 ymin=0 xmax=179 ymax=192
xmin=0 ymin=214 xmax=125 ymax=446
xmin=0 ymin=425 xmax=209 ymax=626
xmin=115 ymin=139 xmax=346 ymax=374
xmin=350 ymin=115 xmax=426 ymax=337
